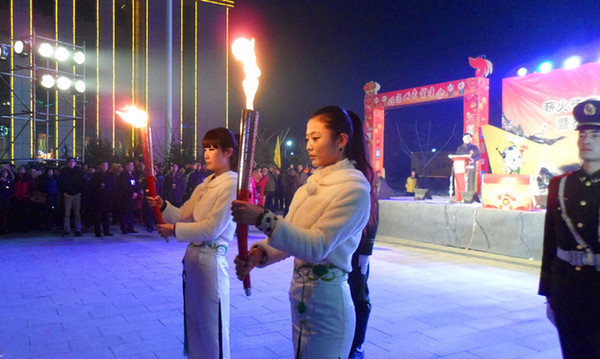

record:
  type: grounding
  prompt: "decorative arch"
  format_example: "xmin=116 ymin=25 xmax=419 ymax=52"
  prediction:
xmin=364 ymin=76 xmax=490 ymax=176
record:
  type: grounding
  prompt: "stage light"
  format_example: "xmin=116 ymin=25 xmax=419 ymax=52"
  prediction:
xmin=286 ymin=140 xmax=292 ymax=147
xmin=40 ymin=74 xmax=55 ymax=89
xmin=563 ymin=56 xmax=581 ymax=70
xmin=517 ymin=67 xmax=528 ymax=77
xmin=38 ymin=42 xmax=54 ymax=58
xmin=431 ymin=148 xmax=437 ymax=152
xmin=74 ymin=80 xmax=86 ymax=93
xmin=73 ymin=51 xmax=85 ymax=65
xmin=13 ymin=40 xmax=30 ymax=56
xmin=55 ymin=46 xmax=69 ymax=62
xmin=56 ymin=76 xmax=71 ymax=90
xmin=539 ymin=61 xmax=553 ymax=74
xmin=0 ymin=44 xmax=9 ymax=60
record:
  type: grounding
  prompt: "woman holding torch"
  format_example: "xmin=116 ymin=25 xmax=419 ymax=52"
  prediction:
xmin=147 ymin=127 xmax=238 ymax=359
xmin=231 ymin=106 xmax=377 ymax=358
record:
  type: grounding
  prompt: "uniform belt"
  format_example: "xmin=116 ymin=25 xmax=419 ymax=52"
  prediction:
xmin=189 ymin=241 xmax=228 ymax=255
xmin=556 ymin=247 xmax=600 ymax=270
xmin=293 ymin=263 xmax=347 ymax=283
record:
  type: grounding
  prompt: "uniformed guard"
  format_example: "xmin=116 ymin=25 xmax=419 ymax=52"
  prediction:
xmin=539 ymin=99 xmax=600 ymax=358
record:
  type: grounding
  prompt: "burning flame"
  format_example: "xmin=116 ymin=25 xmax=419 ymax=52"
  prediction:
xmin=116 ymin=105 xmax=148 ymax=128
xmin=232 ymin=38 xmax=261 ymax=110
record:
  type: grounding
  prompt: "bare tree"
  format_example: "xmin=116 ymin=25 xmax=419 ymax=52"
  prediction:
xmin=394 ymin=119 xmax=457 ymax=175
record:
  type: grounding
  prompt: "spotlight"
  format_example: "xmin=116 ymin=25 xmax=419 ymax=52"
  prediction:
xmin=13 ymin=40 xmax=30 ymax=56
xmin=38 ymin=42 xmax=54 ymax=58
xmin=517 ymin=67 xmax=528 ymax=77
xmin=55 ymin=46 xmax=69 ymax=62
xmin=563 ymin=56 xmax=581 ymax=70
xmin=40 ymin=74 xmax=55 ymax=88
xmin=73 ymin=51 xmax=85 ymax=65
xmin=56 ymin=76 xmax=71 ymax=90
xmin=0 ymin=44 xmax=9 ymax=61
xmin=74 ymin=80 xmax=85 ymax=93
xmin=538 ymin=61 xmax=553 ymax=74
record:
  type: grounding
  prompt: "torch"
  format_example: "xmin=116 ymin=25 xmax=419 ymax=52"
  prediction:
xmin=116 ymin=105 xmax=164 ymax=225
xmin=233 ymin=37 xmax=261 ymax=296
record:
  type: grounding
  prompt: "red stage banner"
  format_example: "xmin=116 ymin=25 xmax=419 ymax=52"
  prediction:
xmin=502 ymin=62 xmax=600 ymax=175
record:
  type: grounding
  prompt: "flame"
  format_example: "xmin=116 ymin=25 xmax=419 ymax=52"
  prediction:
xmin=232 ymin=38 xmax=261 ymax=110
xmin=116 ymin=105 xmax=148 ymax=128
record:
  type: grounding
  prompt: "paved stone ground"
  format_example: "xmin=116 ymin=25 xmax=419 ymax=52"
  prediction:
xmin=0 ymin=227 xmax=562 ymax=358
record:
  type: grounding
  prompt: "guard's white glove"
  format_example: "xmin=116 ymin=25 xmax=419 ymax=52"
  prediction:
xmin=545 ymin=299 xmax=556 ymax=327
xmin=358 ymin=254 xmax=370 ymax=275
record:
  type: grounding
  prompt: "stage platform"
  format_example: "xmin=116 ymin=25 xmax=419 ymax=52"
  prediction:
xmin=378 ymin=195 xmax=545 ymax=261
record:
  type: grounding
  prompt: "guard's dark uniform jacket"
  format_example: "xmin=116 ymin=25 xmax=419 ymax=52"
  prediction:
xmin=538 ymin=168 xmax=600 ymax=358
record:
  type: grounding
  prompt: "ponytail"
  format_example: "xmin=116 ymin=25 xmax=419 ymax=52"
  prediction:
xmin=347 ymin=111 xmax=378 ymax=234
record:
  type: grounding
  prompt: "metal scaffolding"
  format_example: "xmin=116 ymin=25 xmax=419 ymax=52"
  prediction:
xmin=0 ymin=29 xmax=86 ymax=164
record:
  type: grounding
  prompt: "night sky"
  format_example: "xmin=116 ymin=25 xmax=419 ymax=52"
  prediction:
xmin=229 ymin=1 xmax=599 ymax=182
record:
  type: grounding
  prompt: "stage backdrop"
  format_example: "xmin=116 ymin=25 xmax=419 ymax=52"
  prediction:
xmin=501 ymin=62 xmax=600 ymax=177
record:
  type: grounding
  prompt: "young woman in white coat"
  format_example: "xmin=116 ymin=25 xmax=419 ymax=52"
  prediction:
xmin=148 ymin=127 xmax=238 ymax=359
xmin=231 ymin=106 xmax=378 ymax=359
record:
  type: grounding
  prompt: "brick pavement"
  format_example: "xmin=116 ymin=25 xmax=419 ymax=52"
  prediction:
xmin=0 ymin=228 xmax=561 ymax=358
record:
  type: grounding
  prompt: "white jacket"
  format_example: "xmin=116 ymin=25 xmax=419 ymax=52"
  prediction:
xmin=162 ymin=171 xmax=237 ymax=244
xmin=257 ymin=159 xmax=370 ymax=272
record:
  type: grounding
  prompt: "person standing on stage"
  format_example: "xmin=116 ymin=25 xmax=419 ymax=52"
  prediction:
xmin=116 ymin=161 xmax=140 ymax=234
xmin=231 ymin=105 xmax=375 ymax=359
xmin=455 ymin=133 xmax=480 ymax=192
xmin=147 ymin=127 xmax=238 ymax=359
xmin=405 ymin=168 xmax=418 ymax=196
xmin=539 ymin=99 xmax=600 ymax=359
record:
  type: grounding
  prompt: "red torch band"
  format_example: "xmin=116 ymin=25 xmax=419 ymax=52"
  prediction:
xmin=140 ymin=126 xmax=164 ymax=224
xmin=237 ymin=109 xmax=259 ymax=296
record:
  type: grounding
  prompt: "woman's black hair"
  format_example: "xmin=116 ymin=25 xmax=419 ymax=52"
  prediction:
xmin=309 ymin=105 xmax=378 ymax=231
xmin=202 ymin=127 xmax=239 ymax=171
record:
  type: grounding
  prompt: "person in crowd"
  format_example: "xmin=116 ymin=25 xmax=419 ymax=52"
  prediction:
xmin=13 ymin=165 xmax=33 ymax=232
xmin=231 ymin=105 xmax=375 ymax=358
xmin=173 ymin=165 xmax=186 ymax=207
xmin=274 ymin=166 xmax=284 ymax=212
xmin=254 ymin=167 xmax=267 ymax=207
xmin=405 ymin=168 xmax=418 ymax=196
xmin=539 ymin=99 xmax=600 ymax=358
xmin=58 ymin=158 xmax=85 ymax=237
xmin=89 ymin=161 xmax=115 ymax=237
xmin=264 ymin=166 xmax=277 ymax=211
xmin=455 ymin=132 xmax=480 ymax=192
xmin=185 ymin=162 xmax=208 ymax=201
xmin=38 ymin=167 xmax=59 ymax=230
xmin=0 ymin=166 xmax=14 ymax=234
xmin=116 ymin=161 xmax=140 ymax=234
xmin=297 ymin=164 xmax=308 ymax=185
xmin=137 ymin=163 xmax=156 ymax=233
xmin=163 ymin=164 xmax=179 ymax=207
xmin=147 ymin=127 xmax=238 ymax=359
xmin=108 ymin=163 xmax=123 ymax=225
xmin=283 ymin=166 xmax=299 ymax=216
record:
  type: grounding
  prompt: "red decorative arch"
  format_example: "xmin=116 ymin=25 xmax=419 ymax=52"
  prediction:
xmin=364 ymin=77 xmax=490 ymax=176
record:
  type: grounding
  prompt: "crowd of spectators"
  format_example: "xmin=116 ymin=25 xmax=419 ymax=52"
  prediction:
xmin=0 ymin=159 xmax=313 ymax=237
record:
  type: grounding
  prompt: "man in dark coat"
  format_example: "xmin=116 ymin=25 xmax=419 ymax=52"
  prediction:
xmin=116 ymin=161 xmax=140 ymax=234
xmin=539 ymin=99 xmax=600 ymax=358
xmin=89 ymin=161 xmax=114 ymax=237
xmin=455 ymin=133 xmax=481 ymax=192
xmin=58 ymin=158 xmax=86 ymax=236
